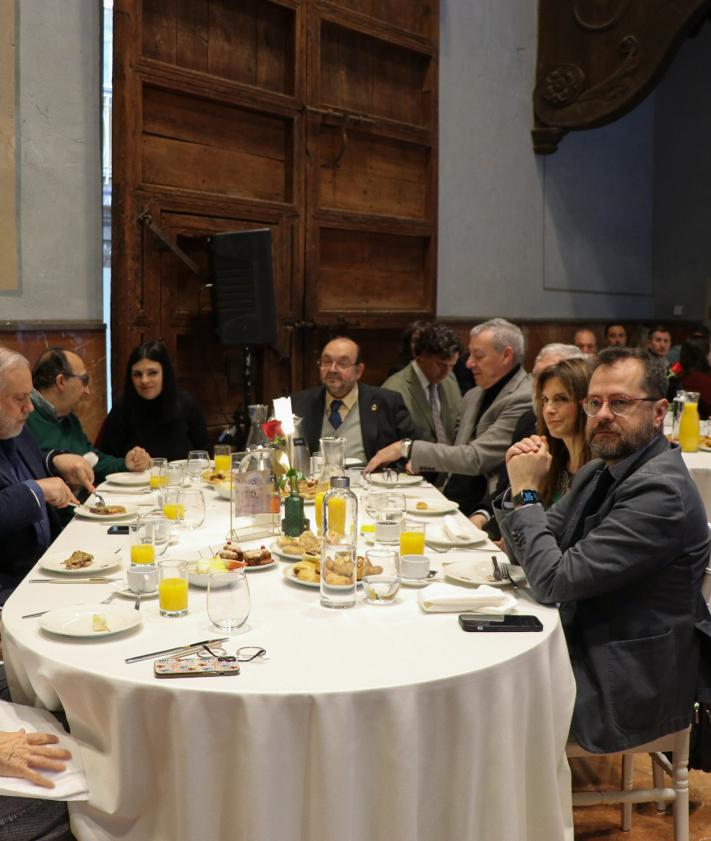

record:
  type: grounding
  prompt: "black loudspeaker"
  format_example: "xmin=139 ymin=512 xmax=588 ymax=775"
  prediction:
xmin=209 ymin=229 xmax=277 ymax=346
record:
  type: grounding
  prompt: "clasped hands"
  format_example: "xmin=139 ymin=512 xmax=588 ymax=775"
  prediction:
xmin=506 ymin=434 xmax=552 ymax=497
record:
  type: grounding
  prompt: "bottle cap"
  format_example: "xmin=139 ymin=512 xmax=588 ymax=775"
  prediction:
xmin=330 ymin=476 xmax=350 ymax=489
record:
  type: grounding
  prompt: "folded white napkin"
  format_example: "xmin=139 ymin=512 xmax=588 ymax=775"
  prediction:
xmin=418 ymin=583 xmax=517 ymax=613
xmin=0 ymin=701 xmax=88 ymax=800
xmin=442 ymin=515 xmax=486 ymax=544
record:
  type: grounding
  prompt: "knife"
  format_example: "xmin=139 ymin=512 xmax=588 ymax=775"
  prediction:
xmin=28 ymin=577 xmax=120 ymax=584
xmin=125 ymin=638 xmax=229 ymax=664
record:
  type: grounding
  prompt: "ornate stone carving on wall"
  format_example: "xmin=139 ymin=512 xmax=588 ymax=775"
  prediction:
xmin=533 ymin=0 xmax=711 ymax=153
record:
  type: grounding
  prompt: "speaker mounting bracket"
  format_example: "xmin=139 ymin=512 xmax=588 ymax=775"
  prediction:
xmin=138 ymin=210 xmax=202 ymax=277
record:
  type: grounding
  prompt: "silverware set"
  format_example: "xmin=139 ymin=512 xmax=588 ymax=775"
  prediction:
xmin=491 ymin=555 xmax=519 ymax=588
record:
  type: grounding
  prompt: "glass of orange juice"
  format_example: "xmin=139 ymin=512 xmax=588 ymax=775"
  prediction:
xmin=399 ymin=520 xmax=425 ymax=555
xmin=214 ymin=445 xmax=232 ymax=476
xmin=314 ymin=490 xmax=326 ymax=535
xmin=158 ymin=559 xmax=189 ymax=617
xmin=149 ymin=457 xmax=168 ymax=490
xmin=129 ymin=521 xmax=156 ymax=565
xmin=162 ymin=488 xmax=185 ymax=523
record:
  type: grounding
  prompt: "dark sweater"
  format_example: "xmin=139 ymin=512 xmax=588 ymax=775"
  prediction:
xmin=98 ymin=392 xmax=209 ymax=462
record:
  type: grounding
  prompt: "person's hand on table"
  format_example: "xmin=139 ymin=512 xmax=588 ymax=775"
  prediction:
xmin=51 ymin=454 xmax=95 ymax=495
xmin=505 ymin=435 xmax=551 ymax=498
xmin=0 ymin=730 xmax=71 ymax=788
xmin=364 ymin=441 xmax=404 ymax=475
xmin=125 ymin=447 xmax=151 ymax=472
xmin=36 ymin=478 xmax=81 ymax=509
xmin=469 ymin=512 xmax=488 ymax=530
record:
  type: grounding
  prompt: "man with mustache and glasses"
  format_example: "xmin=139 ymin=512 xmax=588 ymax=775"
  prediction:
xmin=495 ymin=347 xmax=709 ymax=753
xmin=290 ymin=337 xmax=417 ymax=464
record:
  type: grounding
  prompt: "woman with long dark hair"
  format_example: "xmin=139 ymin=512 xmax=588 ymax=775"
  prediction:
xmin=534 ymin=357 xmax=592 ymax=507
xmin=678 ymin=338 xmax=711 ymax=419
xmin=98 ymin=341 xmax=209 ymax=461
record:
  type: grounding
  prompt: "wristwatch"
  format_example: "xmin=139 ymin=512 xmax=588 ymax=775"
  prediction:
xmin=401 ymin=439 xmax=413 ymax=460
xmin=512 ymin=489 xmax=541 ymax=506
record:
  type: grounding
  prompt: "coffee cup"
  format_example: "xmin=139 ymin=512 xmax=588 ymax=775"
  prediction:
xmin=127 ymin=564 xmax=159 ymax=594
xmin=400 ymin=554 xmax=430 ymax=579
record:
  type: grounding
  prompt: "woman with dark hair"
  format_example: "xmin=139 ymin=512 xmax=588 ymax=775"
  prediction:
xmin=678 ymin=338 xmax=711 ymax=419
xmin=98 ymin=341 xmax=209 ymax=461
xmin=534 ymin=358 xmax=592 ymax=507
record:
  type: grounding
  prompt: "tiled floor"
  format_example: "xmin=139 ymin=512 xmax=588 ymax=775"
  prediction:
xmin=571 ymin=755 xmax=711 ymax=840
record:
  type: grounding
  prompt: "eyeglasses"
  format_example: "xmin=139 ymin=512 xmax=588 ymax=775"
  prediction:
xmin=581 ymin=395 xmax=660 ymax=417
xmin=316 ymin=359 xmax=356 ymax=372
xmin=197 ymin=645 xmax=268 ymax=663
xmin=64 ymin=372 xmax=90 ymax=386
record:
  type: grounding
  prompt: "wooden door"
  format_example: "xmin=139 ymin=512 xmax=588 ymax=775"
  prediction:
xmin=112 ymin=0 xmax=438 ymax=439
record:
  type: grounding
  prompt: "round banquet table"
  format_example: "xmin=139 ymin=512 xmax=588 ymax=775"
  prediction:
xmin=2 ymin=480 xmax=575 ymax=841
xmin=682 ymin=449 xmax=711 ymax=516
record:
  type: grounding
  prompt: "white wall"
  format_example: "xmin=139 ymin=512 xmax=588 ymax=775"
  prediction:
xmin=653 ymin=24 xmax=711 ymax=324
xmin=3 ymin=0 xmax=102 ymax=320
xmin=437 ymin=0 xmax=656 ymax=322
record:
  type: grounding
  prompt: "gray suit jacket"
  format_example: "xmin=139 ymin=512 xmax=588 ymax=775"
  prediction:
xmin=381 ymin=363 xmax=462 ymax=444
xmin=498 ymin=437 xmax=709 ymax=753
xmin=410 ymin=366 xmax=532 ymax=494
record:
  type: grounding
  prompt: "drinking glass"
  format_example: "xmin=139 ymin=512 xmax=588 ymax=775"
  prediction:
xmin=158 ymin=559 xmax=189 ymax=617
xmin=129 ymin=521 xmax=156 ymax=565
xmin=186 ymin=450 xmax=210 ymax=484
xmin=138 ymin=511 xmax=172 ymax=554
xmin=213 ymin=445 xmax=232 ymax=476
xmin=365 ymin=492 xmax=405 ymax=544
xmin=309 ymin=452 xmax=324 ymax=480
xmin=179 ymin=488 xmax=206 ymax=530
xmin=166 ymin=463 xmax=185 ymax=488
xmin=161 ymin=487 xmax=184 ymax=524
xmin=400 ymin=520 xmax=426 ymax=555
xmin=207 ymin=570 xmax=251 ymax=632
xmin=149 ymin=457 xmax=168 ymax=490
xmin=362 ymin=549 xmax=400 ymax=605
xmin=320 ymin=541 xmax=357 ymax=609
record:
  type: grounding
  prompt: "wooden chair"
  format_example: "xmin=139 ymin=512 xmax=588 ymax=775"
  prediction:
xmin=566 ymin=727 xmax=691 ymax=841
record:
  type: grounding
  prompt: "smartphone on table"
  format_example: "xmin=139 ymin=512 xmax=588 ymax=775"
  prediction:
xmin=458 ymin=613 xmax=543 ymax=632
xmin=107 ymin=525 xmax=129 ymax=535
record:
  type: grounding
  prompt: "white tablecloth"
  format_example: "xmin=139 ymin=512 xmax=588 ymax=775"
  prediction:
xmin=683 ymin=450 xmax=711 ymax=516
xmin=2 ymin=481 xmax=575 ymax=841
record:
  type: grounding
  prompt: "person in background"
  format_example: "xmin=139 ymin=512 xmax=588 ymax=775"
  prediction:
xmin=291 ymin=336 xmax=418 ymax=464
xmin=386 ymin=320 xmax=428 ymax=378
xmin=366 ymin=318 xmax=531 ymax=515
xmin=574 ymin=327 xmax=597 ymax=356
xmin=677 ymin=338 xmax=711 ymax=419
xmin=647 ymin=324 xmax=672 ymax=369
xmin=97 ymin=341 xmax=209 ymax=463
xmin=28 ymin=348 xmax=150 ymax=486
xmin=667 ymin=322 xmax=710 ymax=367
xmin=381 ymin=323 xmax=463 ymax=445
xmin=603 ymin=323 xmax=627 ymax=347
xmin=0 ymin=347 xmax=94 ymax=603
xmin=497 ymin=347 xmax=708 ymax=753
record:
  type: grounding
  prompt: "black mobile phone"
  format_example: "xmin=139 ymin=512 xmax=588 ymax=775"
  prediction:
xmin=107 ymin=525 xmax=130 ymax=535
xmin=458 ymin=613 xmax=544 ymax=632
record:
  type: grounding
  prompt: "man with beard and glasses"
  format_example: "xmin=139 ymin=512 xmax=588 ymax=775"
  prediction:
xmin=494 ymin=347 xmax=709 ymax=753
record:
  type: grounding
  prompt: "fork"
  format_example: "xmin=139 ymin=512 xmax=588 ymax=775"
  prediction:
xmin=492 ymin=555 xmax=519 ymax=589
xmin=22 ymin=589 xmax=120 ymax=619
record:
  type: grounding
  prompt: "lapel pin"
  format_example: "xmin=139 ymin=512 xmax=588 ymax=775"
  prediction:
xmin=371 ymin=403 xmax=378 ymax=412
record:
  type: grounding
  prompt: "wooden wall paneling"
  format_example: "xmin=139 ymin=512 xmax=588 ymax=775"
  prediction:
xmin=320 ymin=0 xmax=434 ymax=38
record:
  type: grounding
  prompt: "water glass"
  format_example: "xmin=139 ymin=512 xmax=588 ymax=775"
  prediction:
xmin=138 ymin=511 xmax=172 ymax=554
xmin=186 ymin=450 xmax=210 ymax=484
xmin=179 ymin=488 xmax=206 ymax=530
xmin=309 ymin=452 xmax=324 ymax=480
xmin=365 ymin=492 xmax=405 ymax=544
xmin=207 ymin=570 xmax=251 ymax=632
xmin=400 ymin=520 xmax=426 ymax=555
xmin=149 ymin=457 xmax=168 ymax=490
xmin=166 ymin=463 xmax=185 ymax=488
xmin=158 ymin=559 xmax=189 ymax=617
xmin=320 ymin=541 xmax=357 ymax=609
xmin=362 ymin=549 xmax=400 ymax=605
xmin=129 ymin=521 xmax=156 ymax=565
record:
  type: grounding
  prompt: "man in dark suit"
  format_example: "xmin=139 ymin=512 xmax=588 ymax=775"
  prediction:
xmin=290 ymin=337 xmax=417 ymax=464
xmin=498 ymin=347 xmax=709 ymax=753
xmin=0 ymin=347 xmax=94 ymax=603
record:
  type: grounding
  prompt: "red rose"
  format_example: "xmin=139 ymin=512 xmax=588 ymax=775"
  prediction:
xmin=668 ymin=361 xmax=684 ymax=379
xmin=261 ymin=420 xmax=284 ymax=441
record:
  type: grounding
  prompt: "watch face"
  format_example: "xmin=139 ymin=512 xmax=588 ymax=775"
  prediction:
xmin=518 ymin=490 xmax=540 ymax=505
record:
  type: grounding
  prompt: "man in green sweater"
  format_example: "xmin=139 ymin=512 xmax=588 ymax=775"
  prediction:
xmin=27 ymin=348 xmax=151 ymax=486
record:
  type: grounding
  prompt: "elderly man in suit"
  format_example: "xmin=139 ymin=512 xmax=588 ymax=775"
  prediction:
xmin=381 ymin=323 xmax=463 ymax=445
xmin=366 ymin=318 xmax=532 ymax=514
xmin=498 ymin=347 xmax=709 ymax=753
xmin=291 ymin=337 xmax=417 ymax=464
xmin=0 ymin=347 xmax=94 ymax=604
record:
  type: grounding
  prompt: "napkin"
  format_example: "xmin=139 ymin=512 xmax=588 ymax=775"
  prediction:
xmin=442 ymin=515 xmax=487 ymax=544
xmin=0 ymin=702 xmax=88 ymax=800
xmin=418 ymin=583 xmax=517 ymax=613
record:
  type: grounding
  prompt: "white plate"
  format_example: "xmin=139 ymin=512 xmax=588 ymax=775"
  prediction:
xmin=188 ymin=560 xmax=277 ymax=588
xmin=426 ymin=526 xmax=489 ymax=549
xmin=405 ymin=499 xmax=459 ymax=515
xmin=116 ymin=587 xmax=159 ymax=599
xmin=367 ymin=473 xmax=423 ymax=488
xmin=38 ymin=552 xmax=119 ymax=576
xmin=74 ymin=503 xmax=138 ymax=522
xmin=105 ymin=472 xmax=150 ymax=487
xmin=269 ymin=539 xmax=323 ymax=562
xmin=443 ymin=558 xmax=526 ymax=588
xmin=401 ymin=574 xmax=437 ymax=588
xmin=39 ymin=604 xmax=142 ymax=638
xmin=698 ymin=445 xmax=711 ymax=453
xmin=282 ymin=565 xmax=320 ymax=588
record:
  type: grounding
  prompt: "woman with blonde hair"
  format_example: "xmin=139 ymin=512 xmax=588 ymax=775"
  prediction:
xmin=535 ymin=357 xmax=592 ymax=507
